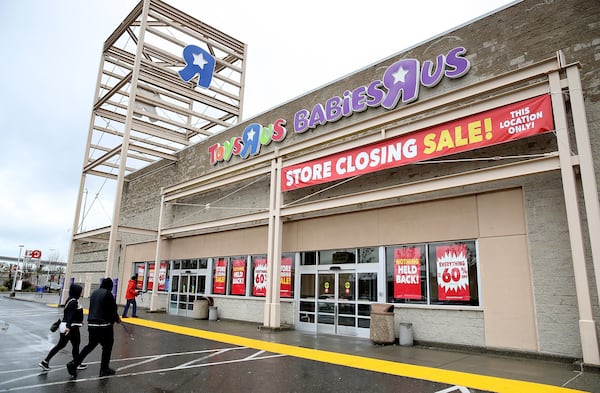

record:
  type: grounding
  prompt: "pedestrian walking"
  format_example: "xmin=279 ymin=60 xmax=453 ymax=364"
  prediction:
xmin=122 ymin=275 xmax=139 ymax=318
xmin=38 ymin=284 xmax=88 ymax=371
xmin=67 ymin=278 xmax=121 ymax=378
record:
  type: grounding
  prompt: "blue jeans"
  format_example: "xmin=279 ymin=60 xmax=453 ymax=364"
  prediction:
xmin=122 ymin=299 xmax=137 ymax=317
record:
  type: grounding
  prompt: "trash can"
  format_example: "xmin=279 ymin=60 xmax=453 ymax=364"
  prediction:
xmin=369 ymin=303 xmax=395 ymax=344
xmin=399 ymin=322 xmax=414 ymax=346
xmin=192 ymin=299 xmax=209 ymax=319
xmin=208 ymin=306 xmax=218 ymax=321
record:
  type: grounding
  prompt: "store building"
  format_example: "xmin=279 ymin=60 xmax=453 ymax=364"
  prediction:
xmin=66 ymin=0 xmax=600 ymax=365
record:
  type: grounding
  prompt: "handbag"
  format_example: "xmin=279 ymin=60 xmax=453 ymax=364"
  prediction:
xmin=50 ymin=318 xmax=61 ymax=332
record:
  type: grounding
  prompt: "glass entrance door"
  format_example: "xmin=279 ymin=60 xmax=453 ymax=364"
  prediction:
xmin=317 ymin=271 xmax=357 ymax=335
xmin=169 ymin=273 xmax=206 ymax=316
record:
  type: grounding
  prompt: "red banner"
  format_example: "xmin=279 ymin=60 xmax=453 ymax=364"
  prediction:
xmin=436 ymin=244 xmax=469 ymax=301
xmin=394 ymin=247 xmax=422 ymax=299
xmin=213 ymin=259 xmax=227 ymax=294
xmin=231 ymin=259 xmax=246 ymax=295
xmin=282 ymin=95 xmax=553 ymax=191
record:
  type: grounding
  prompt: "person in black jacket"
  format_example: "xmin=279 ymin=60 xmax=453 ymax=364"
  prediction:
xmin=67 ymin=278 xmax=121 ymax=378
xmin=38 ymin=284 xmax=87 ymax=371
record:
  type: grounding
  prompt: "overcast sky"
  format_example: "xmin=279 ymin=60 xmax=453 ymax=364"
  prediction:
xmin=0 ymin=0 xmax=515 ymax=261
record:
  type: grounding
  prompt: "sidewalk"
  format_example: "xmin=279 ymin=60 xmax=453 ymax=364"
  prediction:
xmin=7 ymin=291 xmax=600 ymax=392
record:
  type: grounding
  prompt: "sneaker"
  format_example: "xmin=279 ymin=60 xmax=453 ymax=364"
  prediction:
xmin=66 ymin=361 xmax=77 ymax=377
xmin=132 ymin=315 xmax=138 ymax=318
xmin=99 ymin=368 xmax=116 ymax=377
xmin=121 ymin=315 xmax=128 ymax=318
xmin=77 ymin=363 xmax=88 ymax=370
xmin=38 ymin=360 xmax=50 ymax=371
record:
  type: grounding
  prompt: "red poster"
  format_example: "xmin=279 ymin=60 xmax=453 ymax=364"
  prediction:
xmin=136 ymin=265 xmax=145 ymax=290
xmin=147 ymin=262 xmax=167 ymax=291
xmin=282 ymin=95 xmax=554 ymax=191
xmin=436 ymin=244 xmax=470 ymax=301
xmin=253 ymin=258 xmax=268 ymax=296
xmin=280 ymin=257 xmax=292 ymax=298
xmin=394 ymin=247 xmax=422 ymax=299
xmin=231 ymin=259 xmax=246 ymax=295
xmin=253 ymin=257 xmax=293 ymax=297
xmin=213 ymin=259 xmax=227 ymax=294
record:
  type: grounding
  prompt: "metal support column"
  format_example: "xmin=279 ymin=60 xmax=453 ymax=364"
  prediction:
xmin=104 ymin=0 xmax=151 ymax=277
xmin=566 ymin=65 xmax=600 ymax=310
xmin=264 ymin=157 xmax=283 ymax=328
xmin=150 ymin=191 xmax=166 ymax=311
xmin=549 ymin=70 xmax=600 ymax=365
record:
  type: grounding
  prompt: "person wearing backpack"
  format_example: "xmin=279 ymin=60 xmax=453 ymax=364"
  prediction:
xmin=38 ymin=284 xmax=87 ymax=371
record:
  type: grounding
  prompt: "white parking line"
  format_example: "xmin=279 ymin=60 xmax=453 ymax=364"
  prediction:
xmin=0 ymin=348 xmax=286 ymax=392
xmin=176 ymin=347 xmax=239 ymax=368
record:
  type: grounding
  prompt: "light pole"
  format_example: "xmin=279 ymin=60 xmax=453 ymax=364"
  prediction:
xmin=46 ymin=248 xmax=56 ymax=284
xmin=10 ymin=245 xmax=24 ymax=297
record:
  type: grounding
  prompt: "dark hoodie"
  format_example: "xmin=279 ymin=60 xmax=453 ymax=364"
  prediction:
xmin=63 ymin=284 xmax=84 ymax=329
xmin=87 ymin=278 xmax=120 ymax=327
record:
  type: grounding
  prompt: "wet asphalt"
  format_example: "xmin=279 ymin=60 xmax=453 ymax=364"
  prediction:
xmin=1 ymin=293 xmax=598 ymax=393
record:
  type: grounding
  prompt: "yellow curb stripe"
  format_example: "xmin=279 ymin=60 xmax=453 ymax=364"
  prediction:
xmin=121 ymin=318 xmax=588 ymax=393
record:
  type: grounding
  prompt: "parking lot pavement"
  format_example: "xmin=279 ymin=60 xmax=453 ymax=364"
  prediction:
xmin=2 ymin=292 xmax=599 ymax=393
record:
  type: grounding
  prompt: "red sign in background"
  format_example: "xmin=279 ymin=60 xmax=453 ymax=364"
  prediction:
xmin=436 ymin=244 xmax=469 ymax=301
xmin=231 ymin=259 xmax=246 ymax=295
xmin=253 ymin=258 xmax=268 ymax=296
xmin=147 ymin=262 xmax=167 ymax=291
xmin=213 ymin=259 xmax=227 ymax=294
xmin=280 ymin=257 xmax=292 ymax=298
xmin=282 ymin=95 xmax=554 ymax=191
xmin=394 ymin=247 xmax=422 ymax=300
xmin=136 ymin=265 xmax=145 ymax=290
xmin=253 ymin=257 xmax=293 ymax=297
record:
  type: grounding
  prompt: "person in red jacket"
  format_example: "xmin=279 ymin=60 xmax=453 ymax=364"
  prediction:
xmin=122 ymin=275 xmax=139 ymax=318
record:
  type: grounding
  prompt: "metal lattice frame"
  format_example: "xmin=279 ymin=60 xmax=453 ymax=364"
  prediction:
xmin=65 ymin=0 xmax=246 ymax=280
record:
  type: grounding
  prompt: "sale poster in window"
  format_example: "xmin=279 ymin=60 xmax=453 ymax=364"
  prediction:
xmin=231 ymin=259 xmax=246 ymax=295
xmin=253 ymin=257 xmax=293 ymax=297
xmin=436 ymin=244 xmax=470 ymax=301
xmin=136 ymin=265 xmax=145 ymax=290
xmin=280 ymin=257 xmax=292 ymax=298
xmin=253 ymin=258 xmax=268 ymax=296
xmin=147 ymin=262 xmax=167 ymax=291
xmin=213 ymin=259 xmax=227 ymax=294
xmin=394 ymin=247 xmax=422 ymax=299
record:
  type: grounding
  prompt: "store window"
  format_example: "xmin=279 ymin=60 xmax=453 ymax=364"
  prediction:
xmin=252 ymin=254 xmax=294 ymax=298
xmin=428 ymin=241 xmax=479 ymax=306
xmin=133 ymin=261 xmax=169 ymax=292
xmin=358 ymin=248 xmax=378 ymax=263
xmin=385 ymin=244 xmax=427 ymax=303
xmin=299 ymin=273 xmax=316 ymax=323
xmin=212 ymin=257 xmax=228 ymax=295
xmin=251 ymin=254 xmax=295 ymax=298
xmin=385 ymin=240 xmax=479 ymax=306
xmin=301 ymin=252 xmax=316 ymax=266
xmin=208 ymin=254 xmax=297 ymax=298
xmin=319 ymin=249 xmax=356 ymax=265
xmin=229 ymin=256 xmax=247 ymax=296
xmin=357 ymin=272 xmax=377 ymax=301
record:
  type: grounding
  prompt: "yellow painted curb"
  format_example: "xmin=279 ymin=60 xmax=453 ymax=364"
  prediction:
xmin=121 ymin=317 xmax=588 ymax=393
